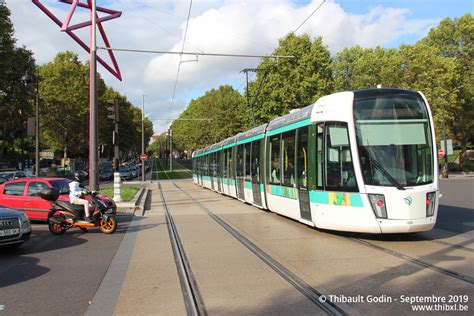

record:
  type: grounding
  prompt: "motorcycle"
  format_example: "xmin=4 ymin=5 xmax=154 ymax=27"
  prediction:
xmin=40 ymin=187 xmax=117 ymax=235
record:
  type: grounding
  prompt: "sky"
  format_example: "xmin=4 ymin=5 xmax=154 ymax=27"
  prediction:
xmin=7 ymin=0 xmax=473 ymax=135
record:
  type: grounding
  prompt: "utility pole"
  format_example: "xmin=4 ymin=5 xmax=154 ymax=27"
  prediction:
xmin=141 ymin=94 xmax=145 ymax=182
xmin=169 ymin=128 xmax=173 ymax=171
xmin=89 ymin=0 xmax=98 ymax=191
xmin=442 ymin=101 xmax=449 ymax=178
xmin=107 ymin=98 xmax=121 ymax=201
xmin=34 ymin=69 xmax=40 ymax=177
xmin=241 ymin=68 xmax=257 ymax=127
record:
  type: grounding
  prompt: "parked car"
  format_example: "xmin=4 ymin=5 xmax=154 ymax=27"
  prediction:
xmin=0 ymin=177 xmax=117 ymax=221
xmin=119 ymin=167 xmax=133 ymax=180
xmin=99 ymin=169 xmax=113 ymax=181
xmin=129 ymin=165 xmax=139 ymax=178
xmin=0 ymin=206 xmax=31 ymax=248
xmin=0 ymin=171 xmax=28 ymax=181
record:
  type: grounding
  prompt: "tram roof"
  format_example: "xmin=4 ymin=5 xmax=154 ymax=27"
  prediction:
xmin=235 ymin=123 xmax=267 ymax=143
xmin=267 ymin=104 xmax=314 ymax=132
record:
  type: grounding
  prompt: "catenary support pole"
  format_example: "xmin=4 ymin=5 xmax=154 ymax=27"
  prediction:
xmin=89 ymin=0 xmax=98 ymax=190
xmin=142 ymin=94 xmax=145 ymax=182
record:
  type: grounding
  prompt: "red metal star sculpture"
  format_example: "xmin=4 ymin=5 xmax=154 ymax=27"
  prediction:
xmin=32 ymin=0 xmax=122 ymax=81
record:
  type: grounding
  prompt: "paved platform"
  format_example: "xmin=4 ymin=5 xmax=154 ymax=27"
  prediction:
xmin=87 ymin=179 xmax=474 ymax=315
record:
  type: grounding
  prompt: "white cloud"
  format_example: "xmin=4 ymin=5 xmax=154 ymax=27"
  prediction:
xmin=8 ymin=0 xmax=439 ymax=135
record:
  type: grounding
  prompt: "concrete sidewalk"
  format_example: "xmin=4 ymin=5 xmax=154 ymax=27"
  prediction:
xmin=86 ymin=182 xmax=187 ymax=315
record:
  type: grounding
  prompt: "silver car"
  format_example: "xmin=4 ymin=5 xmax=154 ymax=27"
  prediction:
xmin=0 ymin=207 xmax=31 ymax=248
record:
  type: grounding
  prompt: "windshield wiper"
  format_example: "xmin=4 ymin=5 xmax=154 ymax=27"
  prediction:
xmin=365 ymin=144 xmax=406 ymax=191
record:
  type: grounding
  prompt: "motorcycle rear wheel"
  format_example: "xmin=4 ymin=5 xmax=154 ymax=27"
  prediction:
xmin=99 ymin=216 xmax=117 ymax=234
xmin=49 ymin=219 xmax=66 ymax=235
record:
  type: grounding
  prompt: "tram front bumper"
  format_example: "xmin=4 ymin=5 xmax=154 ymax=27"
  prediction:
xmin=377 ymin=216 xmax=436 ymax=233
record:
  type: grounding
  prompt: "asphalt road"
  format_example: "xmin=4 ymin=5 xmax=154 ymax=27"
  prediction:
xmin=0 ymin=213 xmax=132 ymax=316
xmin=437 ymin=178 xmax=474 ymax=233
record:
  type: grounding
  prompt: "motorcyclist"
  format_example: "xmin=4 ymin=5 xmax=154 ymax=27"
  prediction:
xmin=69 ymin=171 xmax=92 ymax=223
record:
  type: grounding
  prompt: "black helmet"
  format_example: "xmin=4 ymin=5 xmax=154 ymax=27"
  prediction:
xmin=74 ymin=171 xmax=85 ymax=182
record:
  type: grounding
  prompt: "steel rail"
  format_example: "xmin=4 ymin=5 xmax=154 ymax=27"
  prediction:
xmin=158 ymin=181 xmax=207 ymax=316
xmin=350 ymin=237 xmax=474 ymax=285
xmin=173 ymin=182 xmax=346 ymax=316
xmin=412 ymin=234 xmax=474 ymax=254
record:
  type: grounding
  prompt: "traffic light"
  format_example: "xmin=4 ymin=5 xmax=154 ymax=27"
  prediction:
xmin=106 ymin=99 xmax=119 ymax=122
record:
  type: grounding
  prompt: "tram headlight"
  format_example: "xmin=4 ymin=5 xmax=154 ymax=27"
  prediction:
xmin=368 ymin=194 xmax=387 ymax=219
xmin=426 ymin=192 xmax=436 ymax=217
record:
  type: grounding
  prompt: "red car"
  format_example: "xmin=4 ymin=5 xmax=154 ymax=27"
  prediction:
xmin=0 ymin=177 xmax=117 ymax=221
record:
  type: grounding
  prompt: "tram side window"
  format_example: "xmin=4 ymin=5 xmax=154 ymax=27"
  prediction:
xmin=297 ymin=127 xmax=309 ymax=187
xmin=223 ymin=150 xmax=228 ymax=178
xmin=325 ymin=122 xmax=358 ymax=192
xmin=269 ymin=135 xmax=281 ymax=184
xmin=236 ymin=145 xmax=244 ymax=179
xmin=229 ymin=148 xmax=234 ymax=179
xmin=213 ymin=153 xmax=218 ymax=177
xmin=251 ymin=141 xmax=260 ymax=183
xmin=282 ymin=130 xmax=296 ymax=186
xmin=201 ymin=156 xmax=205 ymax=176
xmin=197 ymin=158 xmax=200 ymax=176
xmin=244 ymin=143 xmax=251 ymax=182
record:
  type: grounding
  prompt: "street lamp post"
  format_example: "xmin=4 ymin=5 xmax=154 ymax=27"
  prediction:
xmin=141 ymin=94 xmax=145 ymax=182
xmin=169 ymin=128 xmax=173 ymax=172
xmin=34 ymin=71 xmax=39 ymax=177
xmin=21 ymin=68 xmax=40 ymax=177
xmin=441 ymin=101 xmax=449 ymax=178
xmin=438 ymin=85 xmax=463 ymax=179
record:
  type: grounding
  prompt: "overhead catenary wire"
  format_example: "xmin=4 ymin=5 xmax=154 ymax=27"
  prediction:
xmin=293 ymin=0 xmax=326 ymax=33
xmin=167 ymin=0 xmax=194 ymax=125
xmin=98 ymin=47 xmax=294 ymax=59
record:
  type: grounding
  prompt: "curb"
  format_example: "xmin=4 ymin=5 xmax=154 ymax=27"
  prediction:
xmin=86 ymin=183 xmax=151 ymax=315
xmin=115 ymin=182 xmax=150 ymax=212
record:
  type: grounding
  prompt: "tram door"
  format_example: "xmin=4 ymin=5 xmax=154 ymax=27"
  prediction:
xmin=236 ymin=145 xmax=245 ymax=200
xmin=251 ymin=140 xmax=262 ymax=206
xmin=297 ymin=127 xmax=312 ymax=221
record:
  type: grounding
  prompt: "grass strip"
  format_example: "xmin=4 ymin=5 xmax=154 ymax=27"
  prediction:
xmin=99 ymin=186 xmax=139 ymax=202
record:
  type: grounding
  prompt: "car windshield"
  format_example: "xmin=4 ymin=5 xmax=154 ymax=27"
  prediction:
xmin=354 ymin=92 xmax=434 ymax=187
xmin=50 ymin=179 xmax=72 ymax=194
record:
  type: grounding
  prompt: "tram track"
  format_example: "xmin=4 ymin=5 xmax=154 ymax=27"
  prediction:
xmin=411 ymin=234 xmax=474 ymax=254
xmin=157 ymin=181 xmax=207 ymax=316
xmin=348 ymin=236 xmax=474 ymax=285
xmin=171 ymin=182 xmax=346 ymax=316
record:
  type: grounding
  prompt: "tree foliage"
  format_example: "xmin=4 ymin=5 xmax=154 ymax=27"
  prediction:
xmin=422 ymin=14 xmax=473 ymax=149
xmin=0 ymin=1 xmax=36 ymax=160
xmin=250 ymin=33 xmax=333 ymax=124
xmin=170 ymin=85 xmax=250 ymax=152
xmin=39 ymin=51 xmax=153 ymax=160
xmin=332 ymin=14 xmax=473 ymax=149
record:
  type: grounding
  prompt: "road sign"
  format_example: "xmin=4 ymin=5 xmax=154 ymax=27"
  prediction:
xmin=438 ymin=149 xmax=444 ymax=157
xmin=440 ymin=139 xmax=453 ymax=155
xmin=140 ymin=154 xmax=148 ymax=161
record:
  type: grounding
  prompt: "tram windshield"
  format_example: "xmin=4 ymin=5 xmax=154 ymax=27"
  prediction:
xmin=354 ymin=92 xmax=434 ymax=187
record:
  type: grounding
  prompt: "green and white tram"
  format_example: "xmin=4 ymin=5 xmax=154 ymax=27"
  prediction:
xmin=192 ymin=89 xmax=439 ymax=233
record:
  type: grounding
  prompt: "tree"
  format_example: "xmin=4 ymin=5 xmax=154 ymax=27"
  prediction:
xmin=171 ymin=85 xmax=250 ymax=152
xmin=0 ymin=1 xmax=36 ymax=160
xmin=333 ymin=46 xmax=400 ymax=91
xmin=100 ymin=87 xmax=153 ymax=160
xmin=39 ymin=51 xmax=95 ymax=158
xmin=422 ymin=14 xmax=474 ymax=150
xmin=250 ymin=33 xmax=333 ymax=124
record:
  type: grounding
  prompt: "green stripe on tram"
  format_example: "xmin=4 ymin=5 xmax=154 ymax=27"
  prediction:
xmin=236 ymin=134 xmax=265 ymax=145
xmin=267 ymin=118 xmax=311 ymax=136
